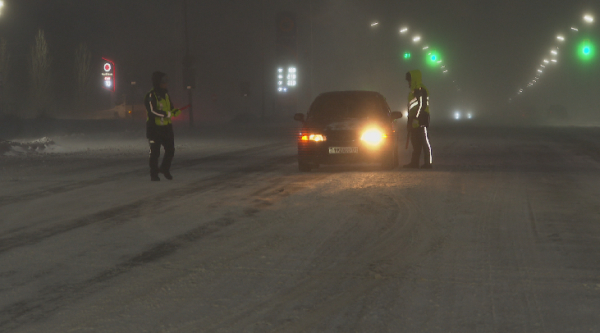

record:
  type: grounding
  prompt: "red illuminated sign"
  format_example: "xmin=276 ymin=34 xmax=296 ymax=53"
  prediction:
xmin=101 ymin=58 xmax=115 ymax=92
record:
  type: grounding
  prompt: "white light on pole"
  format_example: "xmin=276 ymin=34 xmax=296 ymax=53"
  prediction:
xmin=557 ymin=35 xmax=565 ymax=41
xmin=412 ymin=36 xmax=421 ymax=42
xmin=584 ymin=15 xmax=594 ymax=23
xmin=571 ymin=27 xmax=579 ymax=31
xmin=371 ymin=22 xmax=379 ymax=27
xmin=400 ymin=27 xmax=408 ymax=33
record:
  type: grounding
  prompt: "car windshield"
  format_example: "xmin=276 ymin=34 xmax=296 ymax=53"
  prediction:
xmin=308 ymin=93 xmax=388 ymax=121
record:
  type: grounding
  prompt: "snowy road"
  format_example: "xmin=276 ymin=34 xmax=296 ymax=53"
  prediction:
xmin=1 ymin=124 xmax=600 ymax=332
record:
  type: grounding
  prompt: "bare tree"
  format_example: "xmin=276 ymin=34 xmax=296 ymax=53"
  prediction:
xmin=30 ymin=29 xmax=52 ymax=117
xmin=74 ymin=42 xmax=92 ymax=113
xmin=0 ymin=38 xmax=9 ymax=116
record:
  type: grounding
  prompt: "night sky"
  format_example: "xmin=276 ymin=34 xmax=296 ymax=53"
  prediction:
xmin=1 ymin=0 xmax=598 ymax=121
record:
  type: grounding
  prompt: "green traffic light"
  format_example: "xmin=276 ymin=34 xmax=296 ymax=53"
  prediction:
xmin=403 ymin=52 xmax=411 ymax=60
xmin=577 ymin=39 xmax=595 ymax=61
xmin=426 ymin=50 xmax=441 ymax=67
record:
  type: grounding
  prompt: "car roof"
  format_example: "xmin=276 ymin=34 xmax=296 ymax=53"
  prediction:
xmin=314 ymin=90 xmax=386 ymax=100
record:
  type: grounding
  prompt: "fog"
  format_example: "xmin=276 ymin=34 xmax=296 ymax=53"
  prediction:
xmin=0 ymin=0 xmax=599 ymax=127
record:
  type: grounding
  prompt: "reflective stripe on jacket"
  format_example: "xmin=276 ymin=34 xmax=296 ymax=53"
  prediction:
xmin=145 ymin=90 xmax=182 ymax=126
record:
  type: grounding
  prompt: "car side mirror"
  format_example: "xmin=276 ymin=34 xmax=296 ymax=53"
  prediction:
xmin=391 ymin=111 xmax=403 ymax=120
xmin=294 ymin=113 xmax=305 ymax=122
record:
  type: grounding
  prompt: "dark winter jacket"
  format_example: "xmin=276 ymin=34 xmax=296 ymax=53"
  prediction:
xmin=144 ymin=72 xmax=181 ymax=139
xmin=406 ymin=70 xmax=430 ymax=129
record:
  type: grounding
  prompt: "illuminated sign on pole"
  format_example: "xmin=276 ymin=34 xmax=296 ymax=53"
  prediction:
xmin=102 ymin=58 xmax=115 ymax=92
xmin=276 ymin=66 xmax=297 ymax=93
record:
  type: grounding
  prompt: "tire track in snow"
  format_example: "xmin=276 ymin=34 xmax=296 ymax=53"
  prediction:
xmin=0 ymin=142 xmax=287 ymax=208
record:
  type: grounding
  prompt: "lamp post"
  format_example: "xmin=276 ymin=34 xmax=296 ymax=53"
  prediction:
xmin=130 ymin=81 xmax=136 ymax=121
xmin=182 ymin=0 xmax=195 ymax=128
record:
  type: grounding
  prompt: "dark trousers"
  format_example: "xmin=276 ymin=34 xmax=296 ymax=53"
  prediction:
xmin=148 ymin=128 xmax=175 ymax=176
xmin=410 ymin=126 xmax=432 ymax=166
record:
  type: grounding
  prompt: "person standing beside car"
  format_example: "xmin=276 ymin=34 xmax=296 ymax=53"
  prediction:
xmin=144 ymin=71 xmax=182 ymax=181
xmin=403 ymin=69 xmax=432 ymax=169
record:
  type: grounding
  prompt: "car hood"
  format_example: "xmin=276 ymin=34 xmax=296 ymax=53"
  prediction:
xmin=305 ymin=118 xmax=387 ymax=132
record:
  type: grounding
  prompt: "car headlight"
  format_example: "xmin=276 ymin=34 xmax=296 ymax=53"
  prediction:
xmin=360 ymin=129 xmax=387 ymax=145
xmin=300 ymin=134 xmax=326 ymax=142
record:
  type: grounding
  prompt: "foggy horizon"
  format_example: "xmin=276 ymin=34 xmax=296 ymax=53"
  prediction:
xmin=0 ymin=0 xmax=598 ymax=124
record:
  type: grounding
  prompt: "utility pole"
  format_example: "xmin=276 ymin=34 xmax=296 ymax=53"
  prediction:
xmin=130 ymin=81 xmax=136 ymax=123
xmin=261 ymin=0 xmax=266 ymax=119
xmin=182 ymin=0 xmax=195 ymax=128
xmin=0 ymin=72 xmax=3 ymax=116
xmin=309 ymin=0 xmax=314 ymax=102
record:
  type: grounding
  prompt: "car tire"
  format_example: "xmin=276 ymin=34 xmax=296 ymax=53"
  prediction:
xmin=382 ymin=147 xmax=398 ymax=170
xmin=298 ymin=161 xmax=312 ymax=172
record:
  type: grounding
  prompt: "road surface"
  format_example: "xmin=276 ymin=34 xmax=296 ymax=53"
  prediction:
xmin=1 ymin=123 xmax=600 ymax=332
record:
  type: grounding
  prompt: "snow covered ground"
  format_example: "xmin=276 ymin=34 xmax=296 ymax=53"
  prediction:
xmin=1 ymin=121 xmax=600 ymax=332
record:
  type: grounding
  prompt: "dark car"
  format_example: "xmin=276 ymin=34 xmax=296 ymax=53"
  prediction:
xmin=293 ymin=91 xmax=403 ymax=172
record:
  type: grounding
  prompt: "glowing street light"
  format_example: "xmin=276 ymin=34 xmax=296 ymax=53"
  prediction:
xmin=551 ymin=50 xmax=558 ymax=55
xmin=413 ymin=36 xmax=421 ymax=42
xmin=557 ymin=35 xmax=565 ymax=41
xmin=400 ymin=27 xmax=408 ymax=33
xmin=571 ymin=27 xmax=579 ymax=32
xmin=371 ymin=22 xmax=379 ymax=27
xmin=543 ymin=59 xmax=549 ymax=63
xmin=584 ymin=15 xmax=594 ymax=23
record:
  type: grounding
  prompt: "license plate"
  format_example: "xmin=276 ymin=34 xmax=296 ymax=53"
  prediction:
xmin=329 ymin=147 xmax=358 ymax=154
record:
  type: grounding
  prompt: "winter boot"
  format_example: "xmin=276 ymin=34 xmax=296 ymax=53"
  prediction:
xmin=161 ymin=170 xmax=173 ymax=180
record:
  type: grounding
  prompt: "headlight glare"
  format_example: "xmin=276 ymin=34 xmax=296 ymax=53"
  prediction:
xmin=361 ymin=129 xmax=387 ymax=145
xmin=301 ymin=134 xmax=325 ymax=142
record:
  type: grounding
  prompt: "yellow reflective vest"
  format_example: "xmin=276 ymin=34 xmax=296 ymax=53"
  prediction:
xmin=145 ymin=90 xmax=181 ymax=126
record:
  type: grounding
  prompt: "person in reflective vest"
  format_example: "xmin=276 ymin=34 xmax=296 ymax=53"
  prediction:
xmin=144 ymin=71 xmax=182 ymax=181
xmin=403 ymin=69 xmax=433 ymax=169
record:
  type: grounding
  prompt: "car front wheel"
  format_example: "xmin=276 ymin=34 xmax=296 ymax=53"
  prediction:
xmin=298 ymin=161 xmax=312 ymax=172
xmin=382 ymin=147 xmax=398 ymax=170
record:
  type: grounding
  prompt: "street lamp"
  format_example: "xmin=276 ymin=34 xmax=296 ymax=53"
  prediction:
xmin=400 ymin=27 xmax=408 ymax=34
xmin=584 ymin=14 xmax=594 ymax=23
xmin=413 ymin=36 xmax=421 ymax=42
xmin=557 ymin=35 xmax=565 ymax=41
